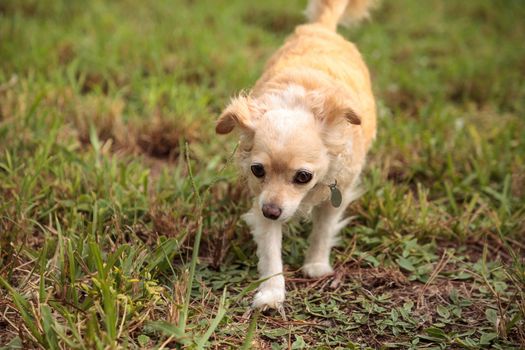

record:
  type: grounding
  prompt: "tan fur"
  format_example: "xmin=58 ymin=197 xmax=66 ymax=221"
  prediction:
xmin=253 ymin=24 xmax=376 ymax=151
xmin=216 ymin=0 xmax=377 ymax=310
xmin=305 ymin=0 xmax=377 ymax=29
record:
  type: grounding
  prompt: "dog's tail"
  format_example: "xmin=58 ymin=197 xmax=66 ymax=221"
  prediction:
xmin=305 ymin=0 xmax=376 ymax=31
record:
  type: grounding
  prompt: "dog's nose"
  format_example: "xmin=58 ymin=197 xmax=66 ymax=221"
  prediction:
xmin=262 ymin=203 xmax=282 ymax=220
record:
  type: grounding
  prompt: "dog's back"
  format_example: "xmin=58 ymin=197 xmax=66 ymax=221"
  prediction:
xmin=253 ymin=0 xmax=377 ymax=150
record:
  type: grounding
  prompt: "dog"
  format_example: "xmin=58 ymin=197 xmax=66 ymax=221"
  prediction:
xmin=216 ymin=0 xmax=377 ymax=310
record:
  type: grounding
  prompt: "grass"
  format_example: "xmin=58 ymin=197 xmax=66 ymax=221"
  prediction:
xmin=0 ymin=0 xmax=524 ymax=348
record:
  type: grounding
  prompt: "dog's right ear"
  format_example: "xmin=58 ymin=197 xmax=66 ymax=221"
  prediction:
xmin=216 ymin=96 xmax=253 ymax=134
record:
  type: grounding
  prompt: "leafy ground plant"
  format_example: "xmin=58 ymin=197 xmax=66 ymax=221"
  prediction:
xmin=1 ymin=0 xmax=524 ymax=349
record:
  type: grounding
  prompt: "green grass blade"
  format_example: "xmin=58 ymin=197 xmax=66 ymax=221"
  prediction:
xmin=195 ymin=289 xmax=228 ymax=349
xmin=240 ymin=310 xmax=259 ymax=350
xmin=146 ymin=321 xmax=190 ymax=345
xmin=0 ymin=276 xmax=45 ymax=346
xmin=41 ymin=305 xmax=59 ymax=350
xmin=178 ymin=143 xmax=204 ymax=333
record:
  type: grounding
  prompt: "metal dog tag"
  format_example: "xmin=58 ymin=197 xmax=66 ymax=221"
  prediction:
xmin=329 ymin=182 xmax=342 ymax=208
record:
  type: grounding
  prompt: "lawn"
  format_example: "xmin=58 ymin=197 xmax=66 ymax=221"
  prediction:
xmin=1 ymin=0 xmax=524 ymax=349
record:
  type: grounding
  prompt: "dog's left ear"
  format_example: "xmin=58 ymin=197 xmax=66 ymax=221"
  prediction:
xmin=216 ymin=95 xmax=254 ymax=135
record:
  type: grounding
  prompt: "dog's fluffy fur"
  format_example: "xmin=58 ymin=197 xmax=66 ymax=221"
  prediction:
xmin=216 ymin=0 xmax=377 ymax=309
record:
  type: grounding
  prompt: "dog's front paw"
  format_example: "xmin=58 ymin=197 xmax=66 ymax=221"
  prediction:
xmin=252 ymin=286 xmax=285 ymax=310
xmin=303 ymin=262 xmax=334 ymax=278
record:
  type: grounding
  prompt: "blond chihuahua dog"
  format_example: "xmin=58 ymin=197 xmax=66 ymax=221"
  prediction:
xmin=216 ymin=0 xmax=377 ymax=310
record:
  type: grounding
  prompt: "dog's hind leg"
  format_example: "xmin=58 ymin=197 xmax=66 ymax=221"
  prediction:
xmin=303 ymin=186 xmax=362 ymax=278
xmin=243 ymin=207 xmax=285 ymax=309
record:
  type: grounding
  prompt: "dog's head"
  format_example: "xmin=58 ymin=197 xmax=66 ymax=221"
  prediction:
xmin=216 ymin=86 xmax=361 ymax=221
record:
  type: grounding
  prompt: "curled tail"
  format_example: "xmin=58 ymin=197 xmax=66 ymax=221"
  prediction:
xmin=305 ymin=0 xmax=377 ymax=31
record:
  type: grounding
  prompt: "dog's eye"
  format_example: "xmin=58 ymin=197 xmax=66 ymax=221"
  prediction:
xmin=251 ymin=164 xmax=265 ymax=178
xmin=293 ymin=170 xmax=313 ymax=184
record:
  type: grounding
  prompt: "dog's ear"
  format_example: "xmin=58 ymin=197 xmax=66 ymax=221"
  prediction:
xmin=340 ymin=107 xmax=361 ymax=125
xmin=308 ymin=89 xmax=362 ymax=127
xmin=216 ymin=96 xmax=253 ymax=134
xmin=322 ymin=95 xmax=362 ymax=127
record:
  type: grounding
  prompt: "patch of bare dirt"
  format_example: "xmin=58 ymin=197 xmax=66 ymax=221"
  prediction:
xmin=135 ymin=116 xmax=196 ymax=160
